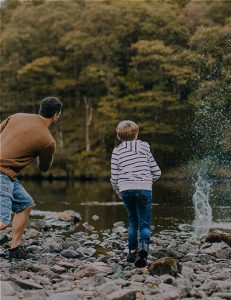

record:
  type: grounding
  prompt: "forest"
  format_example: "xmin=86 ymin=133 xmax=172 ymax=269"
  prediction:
xmin=1 ymin=0 xmax=230 ymax=178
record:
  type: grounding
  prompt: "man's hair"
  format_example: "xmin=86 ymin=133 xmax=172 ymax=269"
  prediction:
xmin=39 ymin=97 xmax=62 ymax=118
xmin=116 ymin=120 xmax=139 ymax=141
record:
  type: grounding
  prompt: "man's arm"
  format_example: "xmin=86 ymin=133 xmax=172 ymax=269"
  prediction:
xmin=38 ymin=141 xmax=56 ymax=172
xmin=0 ymin=117 xmax=10 ymax=134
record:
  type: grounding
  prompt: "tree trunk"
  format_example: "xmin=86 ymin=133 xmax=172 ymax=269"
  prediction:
xmin=84 ymin=96 xmax=93 ymax=152
xmin=54 ymin=125 xmax=64 ymax=150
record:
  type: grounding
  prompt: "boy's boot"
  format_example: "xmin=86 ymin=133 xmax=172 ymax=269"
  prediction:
xmin=135 ymin=242 xmax=148 ymax=268
xmin=127 ymin=249 xmax=138 ymax=263
xmin=9 ymin=245 xmax=28 ymax=261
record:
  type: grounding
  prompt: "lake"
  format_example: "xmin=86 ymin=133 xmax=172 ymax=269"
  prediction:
xmin=22 ymin=179 xmax=231 ymax=233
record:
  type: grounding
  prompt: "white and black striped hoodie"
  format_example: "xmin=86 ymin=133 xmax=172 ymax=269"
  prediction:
xmin=110 ymin=140 xmax=161 ymax=193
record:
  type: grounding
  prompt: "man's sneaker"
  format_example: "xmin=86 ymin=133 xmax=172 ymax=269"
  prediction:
xmin=127 ymin=249 xmax=137 ymax=263
xmin=9 ymin=245 xmax=28 ymax=261
xmin=135 ymin=244 xmax=149 ymax=268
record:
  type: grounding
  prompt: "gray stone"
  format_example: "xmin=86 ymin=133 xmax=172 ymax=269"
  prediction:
xmin=82 ymin=222 xmax=94 ymax=231
xmin=42 ymin=237 xmax=63 ymax=253
xmin=57 ymin=261 xmax=78 ymax=269
xmin=203 ymin=242 xmax=230 ymax=258
xmin=63 ymin=240 xmax=81 ymax=250
xmin=58 ymin=210 xmax=81 ymax=223
xmin=131 ymin=274 xmax=145 ymax=283
xmin=198 ymin=253 xmax=215 ymax=263
xmin=213 ymin=293 xmax=231 ymax=300
xmin=76 ymin=246 xmax=96 ymax=257
xmin=112 ymin=227 xmax=127 ymax=234
xmin=10 ymin=277 xmax=43 ymax=289
xmin=96 ymin=282 xmax=118 ymax=296
xmin=154 ymin=290 xmax=180 ymax=300
xmin=107 ymin=289 xmax=136 ymax=300
xmin=1 ymin=297 xmax=19 ymax=300
xmin=211 ymin=271 xmax=231 ymax=280
xmin=159 ymin=274 xmax=175 ymax=284
xmin=26 ymin=245 xmax=43 ymax=254
xmin=113 ymin=221 xmax=125 ymax=227
xmin=44 ymin=218 xmax=71 ymax=230
xmin=92 ymin=261 xmax=114 ymax=275
xmin=0 ymin=281 xmax=15 ymax=296
xmin=50 ymin=265 xmax=66 ymax=274
xmin=60 ymin=249 xmax=79 ymax=258
xmin=25 ymin=229 xmax=42 ymax=239
xmin=74 ymin=264 xmax=97 ymax=279
xmin=47 ymin=291 xmax=79 ymax=300
xmin=90 ymin=233 xmax=99 ymax=240
xmin=92 ymin=274 xmax=106 ymax=286
xmin=92 ymin=215 xmax=100 ymax=221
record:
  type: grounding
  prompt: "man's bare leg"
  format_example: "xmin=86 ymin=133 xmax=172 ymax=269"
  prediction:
xmin=11 ymin=205 xmax=33 ymax=249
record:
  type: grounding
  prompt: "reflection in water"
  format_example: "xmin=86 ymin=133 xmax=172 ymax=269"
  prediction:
xmin=22 ymin=180 xmax=230 ymax=233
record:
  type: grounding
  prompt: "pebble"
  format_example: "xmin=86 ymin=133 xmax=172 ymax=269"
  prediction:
xmin=1 ymin=216 xmax=230 ymax=300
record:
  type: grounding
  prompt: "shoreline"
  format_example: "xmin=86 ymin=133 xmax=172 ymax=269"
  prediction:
xmin=1 ymin=216 xmax=231 ymax=300
xmin=18 ymin=174 xmax=231 ymax=183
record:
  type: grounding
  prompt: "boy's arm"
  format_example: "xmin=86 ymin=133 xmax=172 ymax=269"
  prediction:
xmin=148 ymin=151 xmax=161 ymax=182
xmin=110 ymin=149 xmax=120 ymax=194
xmin=38 ymin=141 xmax=56 ymax=172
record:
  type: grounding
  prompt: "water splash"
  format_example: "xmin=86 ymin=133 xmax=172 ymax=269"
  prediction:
xmin=192 ymin=172 xmax=212 ymax=235
xmin=189 ymin=81 xmax=230 ymax=235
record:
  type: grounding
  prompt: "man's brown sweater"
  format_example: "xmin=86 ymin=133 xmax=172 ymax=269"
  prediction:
xmin=0 ymin=113 xmax=56 ymax=180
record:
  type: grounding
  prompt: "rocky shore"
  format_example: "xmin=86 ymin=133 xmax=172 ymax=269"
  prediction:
xmin=1 ymin=211 xmax=231 ymax=300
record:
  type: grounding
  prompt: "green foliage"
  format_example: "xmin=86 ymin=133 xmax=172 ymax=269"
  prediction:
xmin=0 ymin=0 xmax=230 ymax=176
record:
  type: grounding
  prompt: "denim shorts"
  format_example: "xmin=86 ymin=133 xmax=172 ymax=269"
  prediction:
xmin=0 ymin=173 xmax=35 ymax=225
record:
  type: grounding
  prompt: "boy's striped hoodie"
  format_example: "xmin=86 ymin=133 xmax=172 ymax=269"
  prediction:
xmin=110 ymin=140 xmax=161 ymax=193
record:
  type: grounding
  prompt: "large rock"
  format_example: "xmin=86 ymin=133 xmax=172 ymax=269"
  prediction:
xmin=74 ymin=265 xmax=98 ymax=279
xmin=76 ymin=246 xmax=96 ymax=257
xmin=206 ymin=231 xmax=231 ymax=247
xmin=107 ymin=289 xmax=136 ymax=300
xmin=50 ymin=265 xmax=66 ymax=274
xmin=60 ymin=249 xmax=79 ymax=258
xmin=203 ymin=242 xmax=230 ymax=259
xmin=10 ymin=277 xmax=43 ymax=289
xmin=154 ymin=290 xmax=180 ymax=300
xmin=1 ymin=297 xmax=19 ymax=300
xmin=0 ymin=281 xmax=15 ymax=296
xmin=58 ymin=210 xmax=81 ymax=223
xmin=25 ymin=229 xmax=42 ymax=239
xmin=47 ymin=291 xmax=79 ymax=300
xmin=96 ymin=282 xmax=118 ymax=297
xmin=42 ymin=237 xmax=63 ymax=253
xmin=148 ymin=257 xmax=181 ymax=277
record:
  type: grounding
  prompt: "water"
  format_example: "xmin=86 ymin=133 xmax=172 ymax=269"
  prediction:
xmin=22 ymin=179 xmax=230 ymax=233
xmin=191 ymin=158 xmax=230 ymax=235
xmin=190 ymin=81 xmax=231 ymax=234
xmin=192 ymin=173 xmax=212 ymax=235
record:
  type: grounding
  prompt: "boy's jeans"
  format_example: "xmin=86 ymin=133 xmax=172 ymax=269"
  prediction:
xmin=120 ymin=189 xmax=152 ymax=250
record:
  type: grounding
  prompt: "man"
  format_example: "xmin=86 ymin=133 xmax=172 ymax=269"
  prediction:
xmin=0 ymin=97 xmax=62 ymax=259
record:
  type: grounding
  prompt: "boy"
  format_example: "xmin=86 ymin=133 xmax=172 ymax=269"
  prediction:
xmin=110 ymin=120 xmax=161 ymax=267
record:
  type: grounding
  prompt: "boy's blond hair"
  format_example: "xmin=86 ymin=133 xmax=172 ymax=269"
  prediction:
xmin=116 ymin=120 xmax=139 ymax=141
